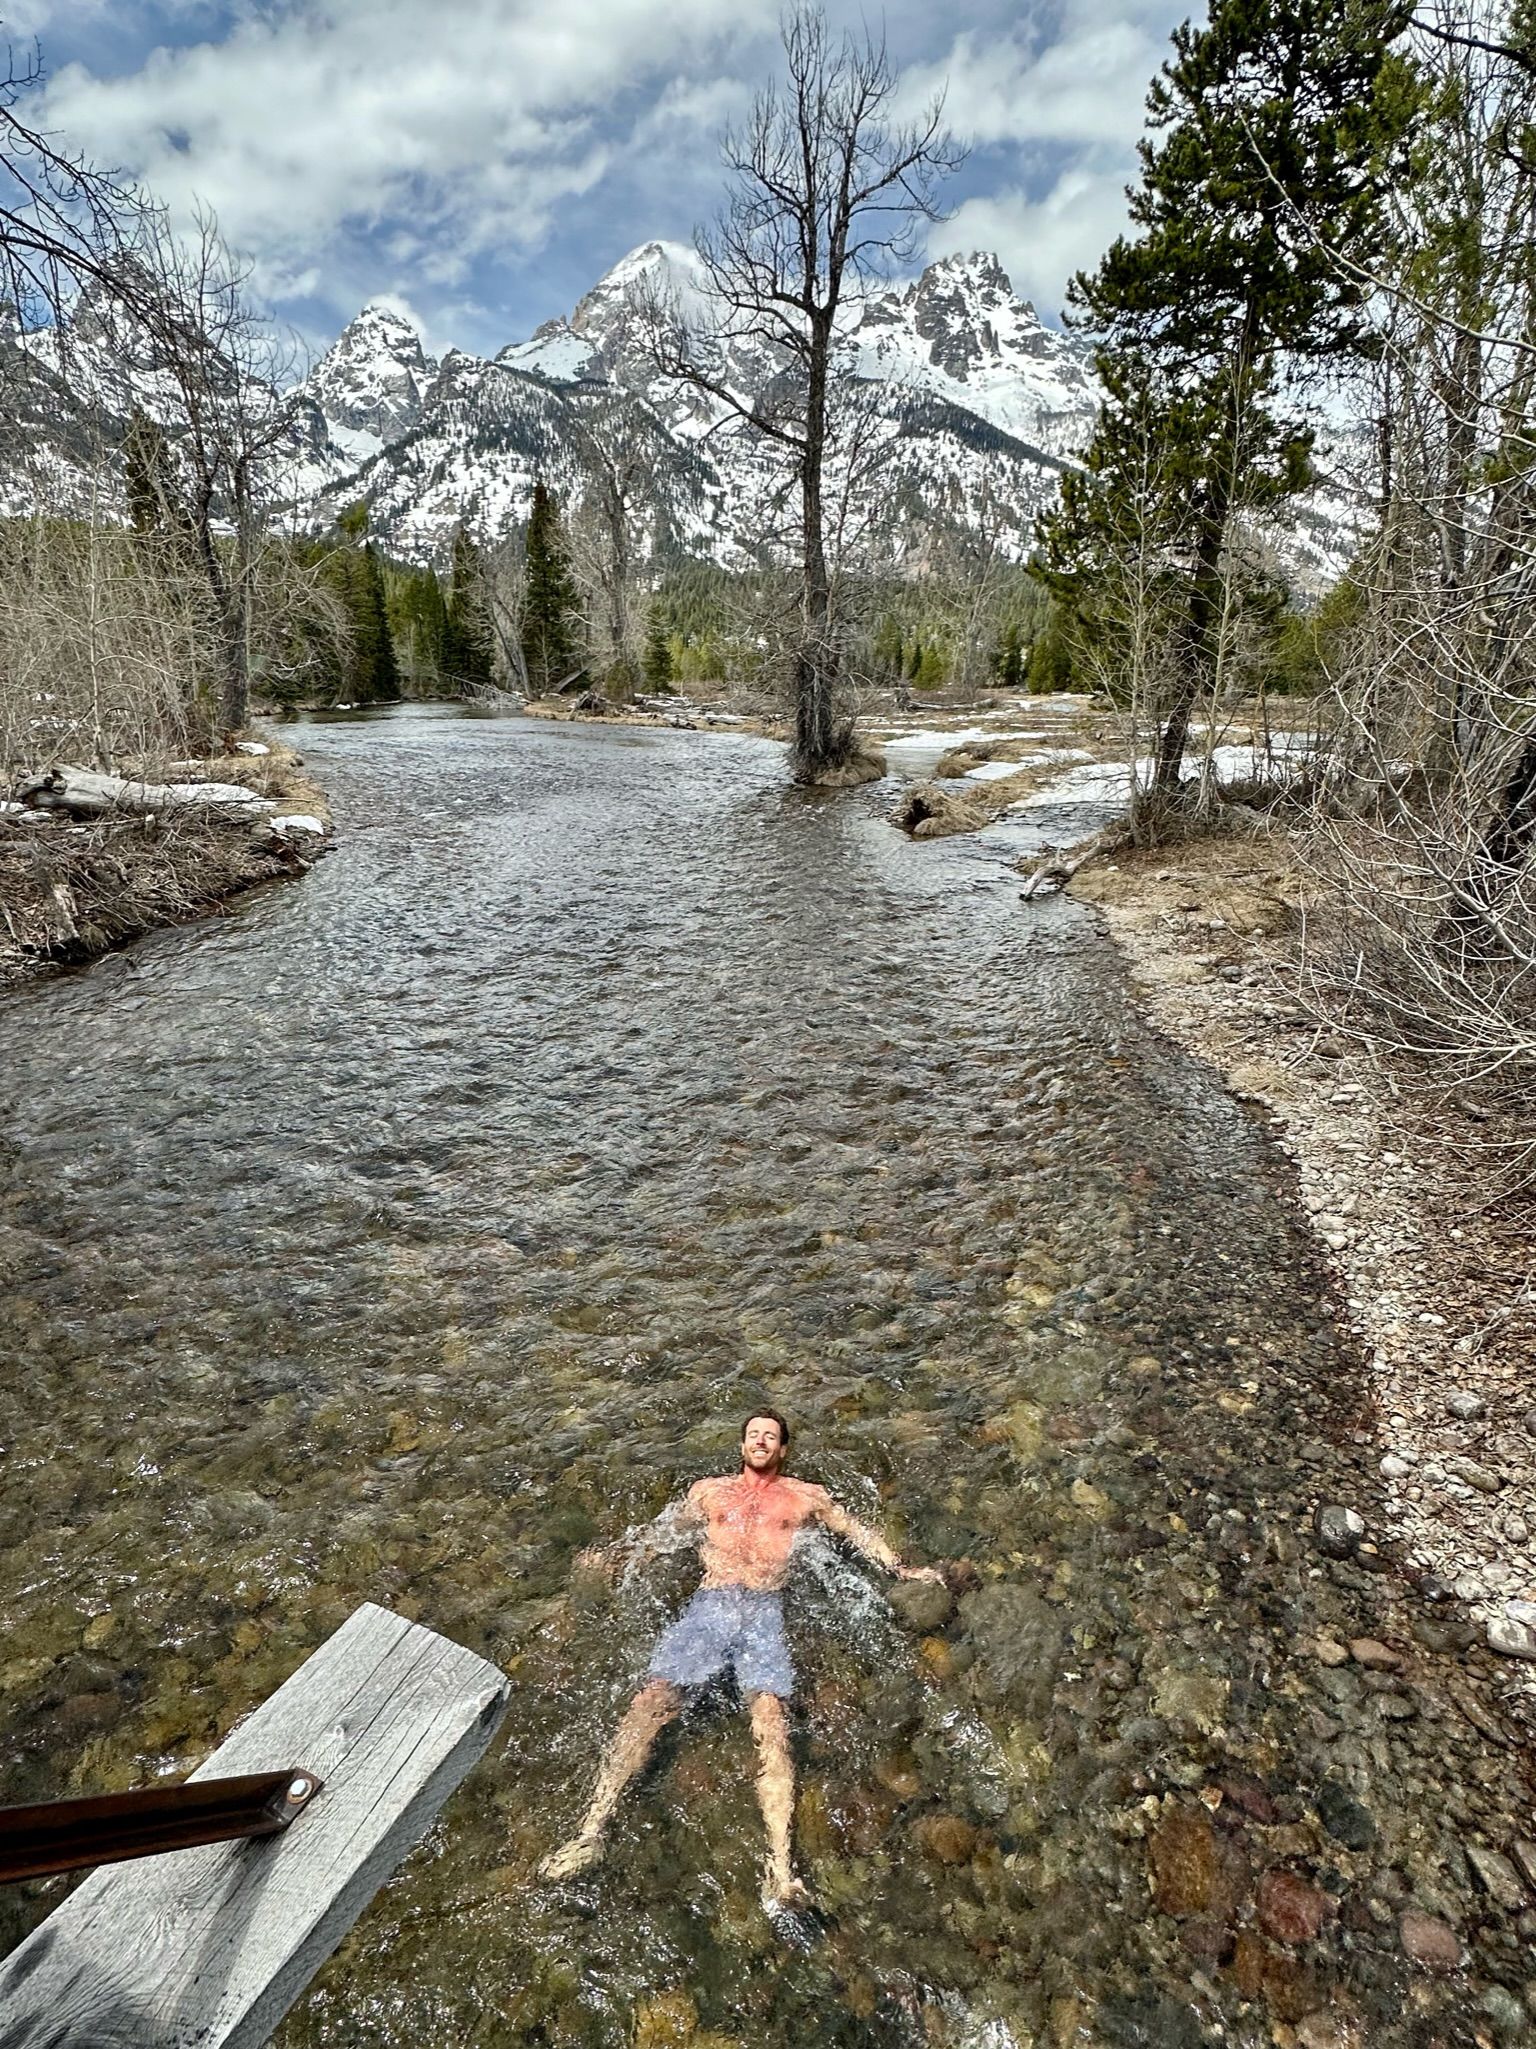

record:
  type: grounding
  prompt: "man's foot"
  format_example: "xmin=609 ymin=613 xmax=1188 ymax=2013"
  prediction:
xmin=761 ymin=1868 xmax=814 ymax=1911
xmin=539 ymin=1833 xmax=604 ymax=1881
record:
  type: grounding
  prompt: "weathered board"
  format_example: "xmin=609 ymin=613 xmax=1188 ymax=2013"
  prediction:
xmin=0 ymin=1602 xmax=510 ymax=2048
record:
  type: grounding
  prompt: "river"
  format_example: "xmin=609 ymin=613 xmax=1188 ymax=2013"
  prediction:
xmin=0 ymin=707 xmax=1526 ymax=2047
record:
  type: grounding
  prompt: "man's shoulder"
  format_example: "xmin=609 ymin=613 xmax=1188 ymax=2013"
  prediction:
xmin=784 ymin=1478 xmax=832 ymax=1513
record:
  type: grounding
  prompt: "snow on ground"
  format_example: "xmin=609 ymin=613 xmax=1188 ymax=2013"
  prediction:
xmin=1010 ymin=742 xmax=1311 ymax=813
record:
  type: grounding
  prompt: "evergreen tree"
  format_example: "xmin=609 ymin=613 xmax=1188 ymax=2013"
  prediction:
xmin=123 ymin=407 xmax=192 ymax=552
xmin=916 ymin=644 xmax=946 ymax=690
xmin=906 ymin=636 xmax=923 ymax=682
xmin=358 ymin=543 xmax=400 ymax=700
xmin=642 ymin=604 xmax=674 ymax=691
xmin=521 ymin=482 xmax=584 ymax=695
xmin=389 ymin=565 xmax=450 ymax=696
xmin=1025 ymin=605 xmax=1075 ymax=695
xmin=443 ymin=525 xmax=495 ymax=695
xmin=871 ymin=613 xmax=905 ymax=681
xmin=993 ymin=623 xmax=1025 ymax=689
xmin=1038 ymin=0 xmax=1421 ymax=799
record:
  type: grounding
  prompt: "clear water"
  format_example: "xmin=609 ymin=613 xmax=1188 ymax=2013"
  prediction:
xmin=0 ymin=707 xmax=1523 ymax=2047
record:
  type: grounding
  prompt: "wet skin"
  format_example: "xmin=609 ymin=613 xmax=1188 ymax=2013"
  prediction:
xmin=540 ymin=1415 xmax=942 ymax=1902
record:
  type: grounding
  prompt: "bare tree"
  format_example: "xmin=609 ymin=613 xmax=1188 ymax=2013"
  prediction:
xmin=0 ymin=44 xmax=150 ymax=334
xmin=105 ymin=208 xmax=305 ymax=732
xmin=647 ymin=6 xmax=963 ymax=782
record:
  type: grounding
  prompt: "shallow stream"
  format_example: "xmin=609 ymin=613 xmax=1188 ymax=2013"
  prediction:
xmin=0 ymin=708 xmax=1528 ymax=2046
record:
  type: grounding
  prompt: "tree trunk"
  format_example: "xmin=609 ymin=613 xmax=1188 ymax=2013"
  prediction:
xmin=1151 ymin=503 xmax=1225 ymax=796
xmin=791 ymin=323 xmax=843 ymax=782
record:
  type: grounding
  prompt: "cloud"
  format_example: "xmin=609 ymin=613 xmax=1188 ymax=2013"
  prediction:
xmin=36 ymin=0 xmax=777 ymax=323
xmin=902 ymin=2 xmax=1185 ymax=323
xmin=898 ymin=6 xmax=1168 ymax=150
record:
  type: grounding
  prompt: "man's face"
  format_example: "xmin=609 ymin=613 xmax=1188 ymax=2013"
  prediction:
xmin=741 ymin=1416 xmax=786 ymax=1474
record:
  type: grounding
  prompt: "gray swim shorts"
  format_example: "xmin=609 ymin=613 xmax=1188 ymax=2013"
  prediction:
xmin=646 ymin=1585 xmax=794 ymax=1699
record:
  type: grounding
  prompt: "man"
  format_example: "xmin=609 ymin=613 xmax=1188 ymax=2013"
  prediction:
xmin=539 ymin=1409 xmax=944 ymax=1906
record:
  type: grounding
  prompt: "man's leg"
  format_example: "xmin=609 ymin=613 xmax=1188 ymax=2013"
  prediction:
xmin=539 ymin=1679 xmax=682 ymax=1879
xmin=748 ymin=1691 xmax=809 ymax=1907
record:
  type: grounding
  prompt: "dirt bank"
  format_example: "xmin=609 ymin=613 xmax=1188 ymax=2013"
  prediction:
xmin=0 ymin=740 xmax=331 ymax=988
xmin=1069 ymin=835 xmax=1536 ymax=1695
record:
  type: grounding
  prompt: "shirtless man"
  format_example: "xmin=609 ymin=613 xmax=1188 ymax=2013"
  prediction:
xmin=539 ymin=1409 xmax=943 ymax=1906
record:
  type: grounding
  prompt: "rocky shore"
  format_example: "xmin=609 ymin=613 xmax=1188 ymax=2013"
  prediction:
xmin=0 ymin=739 xmax=332 ymax=987
xmin=1070 ymin=838 xmax=1536 ymax=1698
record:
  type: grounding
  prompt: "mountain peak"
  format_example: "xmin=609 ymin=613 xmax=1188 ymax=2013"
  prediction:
xmin=306 ymin=300 xmax=437 ymax=444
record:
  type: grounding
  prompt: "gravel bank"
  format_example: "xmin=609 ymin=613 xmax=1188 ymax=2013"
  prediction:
xmin=1070 ymin=835 xmax=1536 ymax=1704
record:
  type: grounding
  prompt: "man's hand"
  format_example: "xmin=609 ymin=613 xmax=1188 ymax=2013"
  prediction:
xmin=898 ymin=1564 xmax=945 ymax=1584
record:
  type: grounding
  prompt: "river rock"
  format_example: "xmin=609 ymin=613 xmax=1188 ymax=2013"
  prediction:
xmin=1314 ymin=1503 xmax=1364 ymax=1557
xmin=1348 ymin=1637 xmax=1401 ymax=1671
xmin=1258 ymin=1869 xmax=1331 ymax=1945
xmin=1448 ymin=1457 xmax=1501 ymax=1493
xmin=1464 ymin=1843 xmax=1527 ymax=1911
xmin=1147 ymin=1807 xmax=1219 ymax=1916
xmin=960 ymin=1584 xmax=1063 ymax=1715
xmin=914 ymin=1813 xmax=978 ymax=1865
xmin=888 ymin=1577 xmax=955 ymax=1633
xmin=1487 ymin=1614 xmax=1536 ymax=1660
xmin=1446 ymin=1391 xmax=1487 ymax=1421
xmin=1317 ymin=1778 xmax=1377 ymax=1852
xmin=1398 ymin=1908 xmax=1463 ymax=1972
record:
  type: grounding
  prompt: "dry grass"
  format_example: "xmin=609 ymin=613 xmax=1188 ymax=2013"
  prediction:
xmin=0 ymin=740 xmax=329 ymax=985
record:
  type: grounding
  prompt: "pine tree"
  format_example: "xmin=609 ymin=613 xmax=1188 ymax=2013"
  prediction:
xmin=443 ymin=526 xmax=495 ymax=695
xmin=123 ymin=407 xmax=192 ymax=550
xmin=994 ymin=623 xmax=1024 ymax=689
xmin=1038 ymin=0 xmax=1421 ymax=799
xmin=359 ymin=544 xmax=400 ymax=700
xmin=521 ymin=482 xmax=584 ymax=696
xmin=642 ymin=605 xmax=674 ymax=691
xmin=916 ymin=644 xmax=945 ymax=690
xmin=389 ymin=565 xmax=450 ymax=696
xmin=871 ymin=613 xmax=905 ymax=682
xmin=906 ymin=637 xmax=923 ymax=682
xmin=1025 ymin=605 xmax=1075 ymax=695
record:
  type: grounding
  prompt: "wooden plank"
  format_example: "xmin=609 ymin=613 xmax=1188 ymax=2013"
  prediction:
xmin=0 ymin=1603 xmax=510 ymax=2048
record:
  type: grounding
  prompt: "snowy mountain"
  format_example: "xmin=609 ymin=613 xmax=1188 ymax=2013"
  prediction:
xmin=0 ymin=243 xmax=1364 ymax=585
xmin=295 ymin=247 xmax=1107 ymax=569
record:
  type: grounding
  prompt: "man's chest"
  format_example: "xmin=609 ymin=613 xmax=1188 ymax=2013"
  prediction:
xmin=704 ymin=1485 xmax=807 ymax=1546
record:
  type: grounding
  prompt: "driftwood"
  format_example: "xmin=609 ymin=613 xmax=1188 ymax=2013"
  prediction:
xmin=15 ymin=767 xmax=273 ymax=821
xmin=1019 ymin=829 xmax=1116 ymax=901
xmin=0 ymin=1602 xmax=510 ymax=2049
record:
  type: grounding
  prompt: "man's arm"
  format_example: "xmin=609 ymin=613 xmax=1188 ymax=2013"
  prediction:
xmin=815 ymin=1496 xmax=944 ymax=1582
xmin=577 ymin=1483 xmax=708 ymax=1576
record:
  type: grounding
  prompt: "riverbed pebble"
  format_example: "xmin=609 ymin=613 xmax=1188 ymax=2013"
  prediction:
xmin=1398 ymin=1909 xmax=1464 ymax=1972
xmin=1314 ymin=1503 xmax=1365 ymax=1558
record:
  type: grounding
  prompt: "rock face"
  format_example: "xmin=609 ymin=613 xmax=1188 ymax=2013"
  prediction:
xmin=303 ymin=303 xmax=436 ymax=445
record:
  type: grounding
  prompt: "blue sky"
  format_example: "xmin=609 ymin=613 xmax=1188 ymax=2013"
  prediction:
xmin=15 ymin=0 xmax=1195 ymax=359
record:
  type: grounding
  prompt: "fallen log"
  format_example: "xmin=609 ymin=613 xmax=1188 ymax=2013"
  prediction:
xmin=15 ymin=767 xmax=274 ymax=821
xmin=1019 ymin=828 xmax=1116 ymax=901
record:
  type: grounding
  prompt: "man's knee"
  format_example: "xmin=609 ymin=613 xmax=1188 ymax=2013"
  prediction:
xmin=748 ymin=1691 xmax=789 ymax=1743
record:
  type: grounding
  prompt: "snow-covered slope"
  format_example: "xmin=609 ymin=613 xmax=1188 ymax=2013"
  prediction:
xmin=297 ymin=245 xmax=1105 ymax=568
xmin=0 ymin=243 xmax=1363 ymax=584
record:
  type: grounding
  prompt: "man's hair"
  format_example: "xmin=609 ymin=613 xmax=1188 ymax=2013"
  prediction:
xmin=742 ymin=1408 xmax=791 ymax=1449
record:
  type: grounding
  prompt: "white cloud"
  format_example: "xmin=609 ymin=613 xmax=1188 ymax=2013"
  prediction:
xmin=898 ymin=7 xmax=1169 ymax=151
xmin=36 ymin=0 xmax=776 ymax=320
